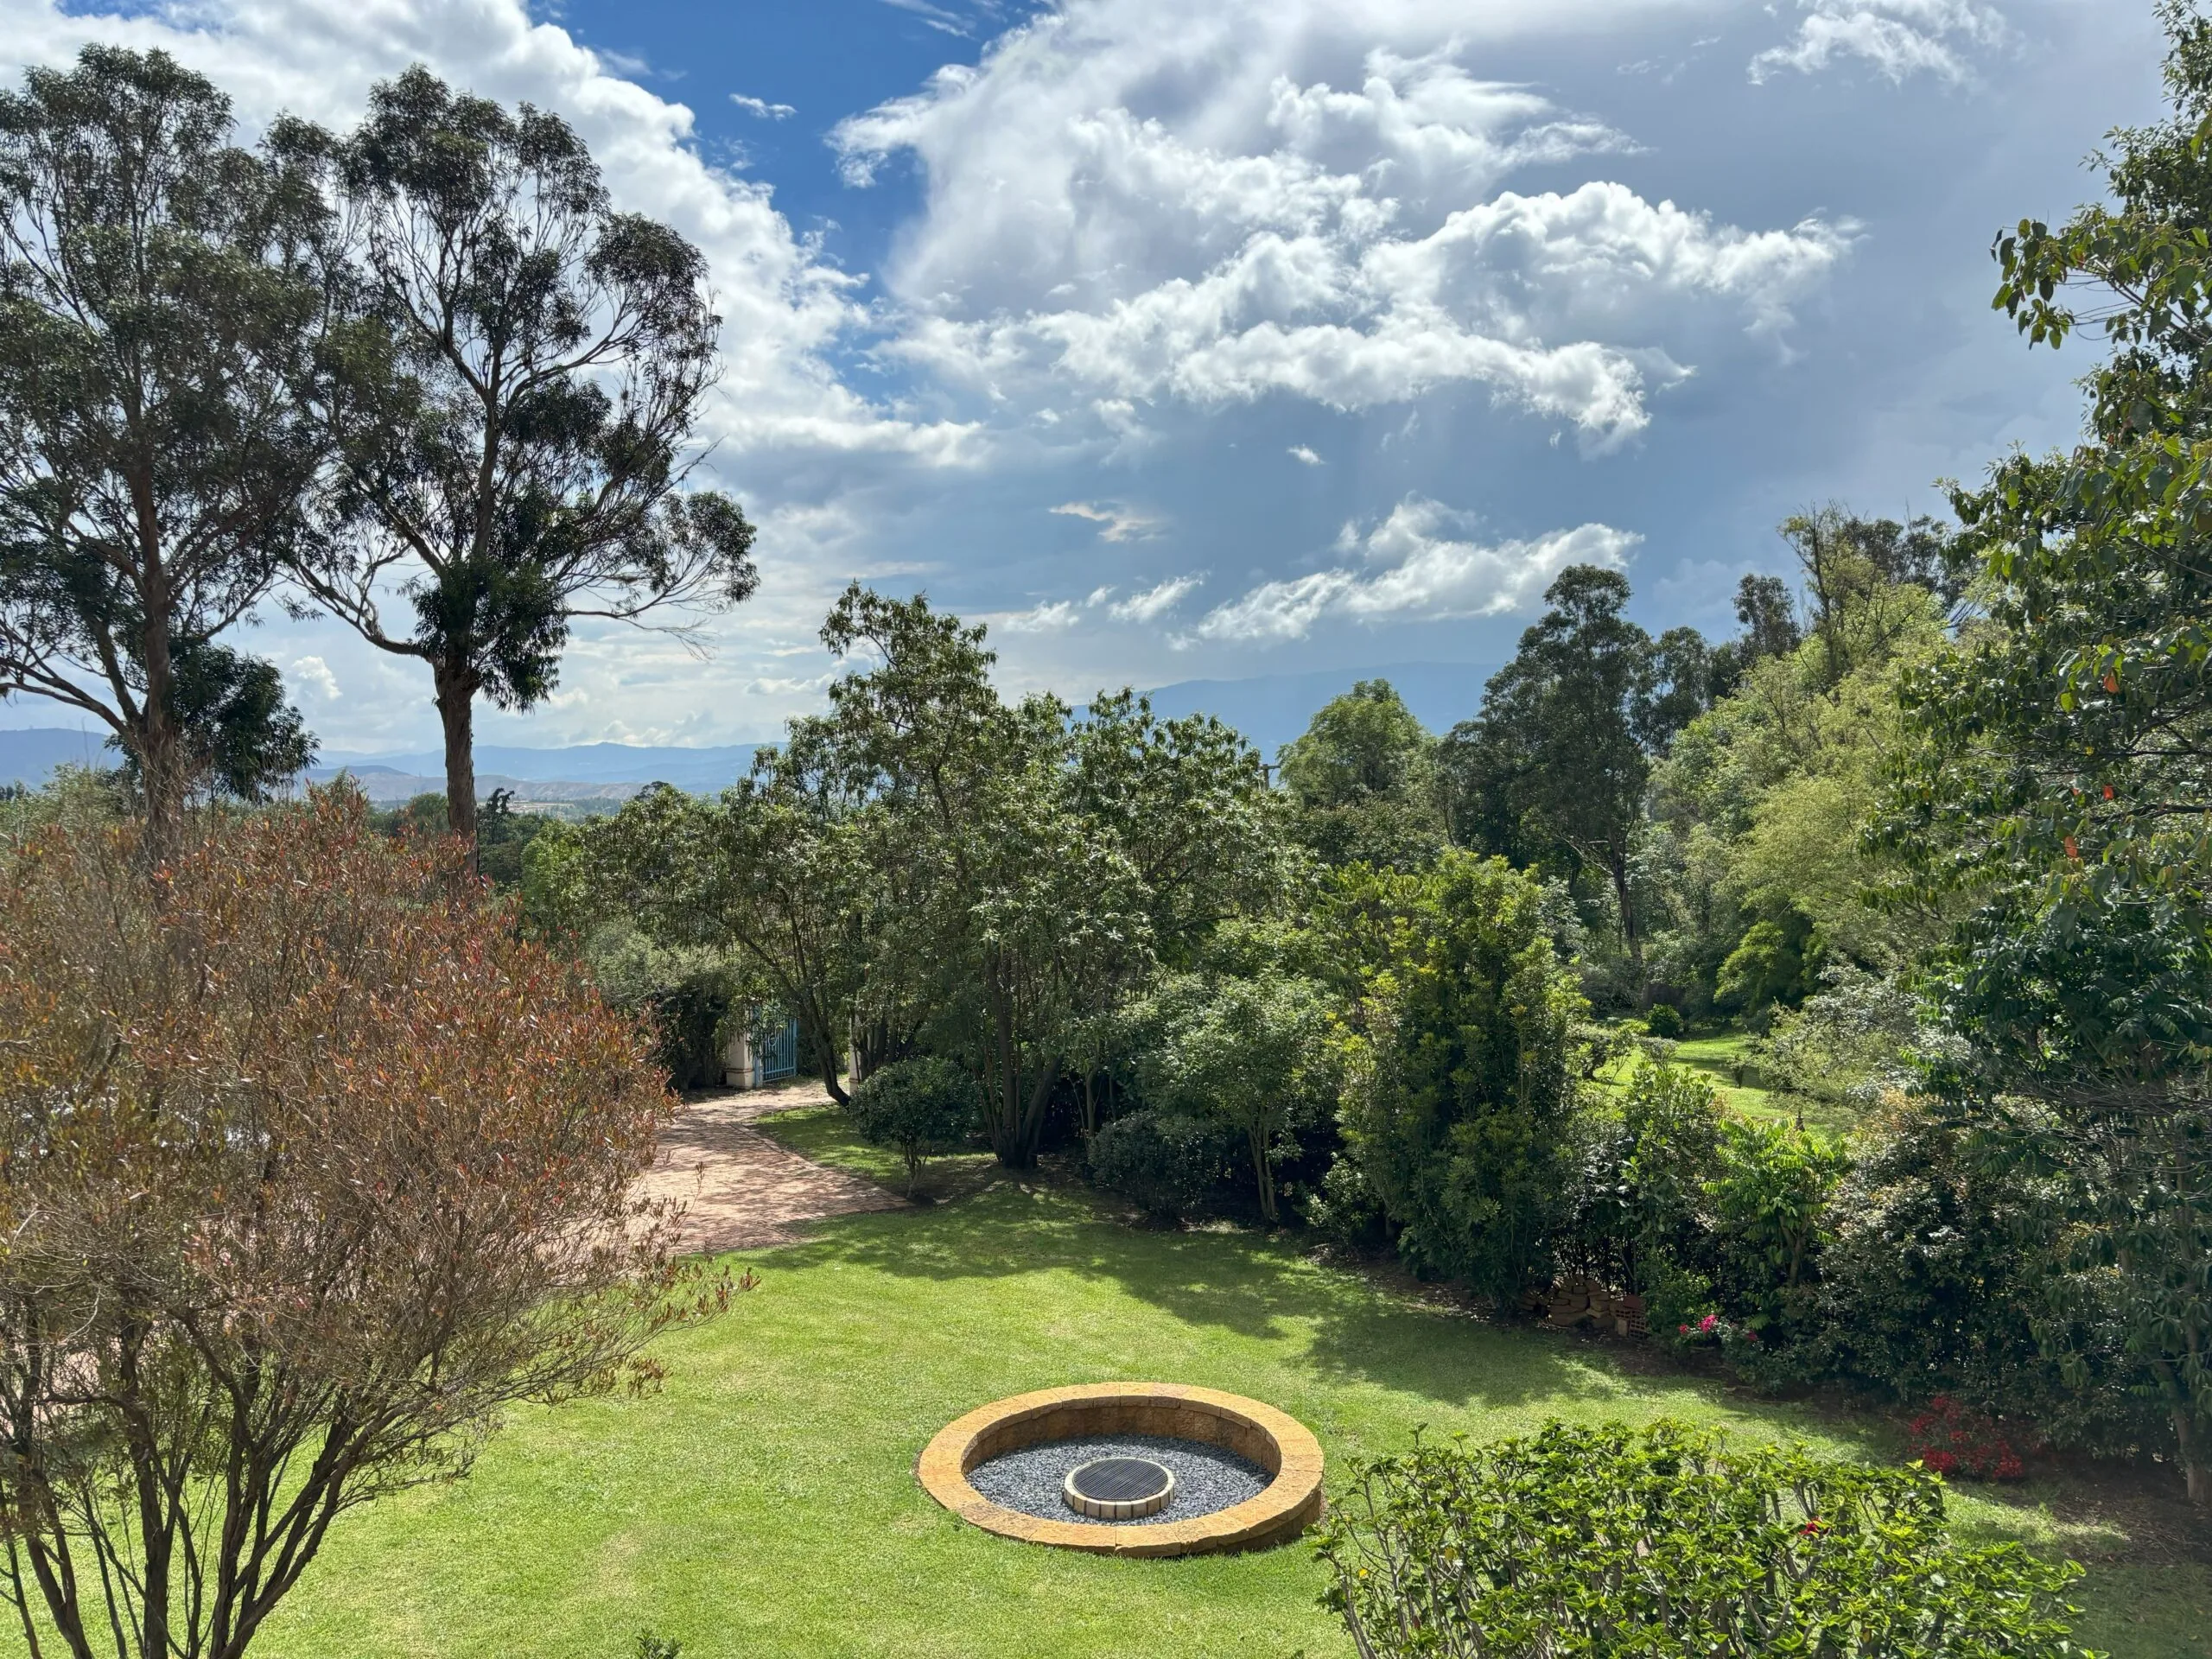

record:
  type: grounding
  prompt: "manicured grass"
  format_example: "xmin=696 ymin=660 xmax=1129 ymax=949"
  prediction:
xmin=1637 ymin=1031 xmax=1862 ymax=1140
xmin=227 ymin=1109 xmax=2205 ymax=1659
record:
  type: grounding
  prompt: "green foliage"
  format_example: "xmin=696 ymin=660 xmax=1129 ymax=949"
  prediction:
xmin=0 ymin=45 xmax=329 ymax=825
xmin=366 ymin=789 xmax=550 ymax=890
xmin=844 ymin=1057 xmax=982 ymax=1195
xmin=1705 ymin=1119 xmax=1852 ymax=1344
xmin=632 ymin=1634 xmax=680 ymax=1659
xmin=1807 ymin=1100 xmax=2158 ymax=1452
xmin=582 ymin=586 xmax=1281 ymax=1166
xmin=1758 ymin=965 xmax=1927 ymax=1111
xmin=1643 ymin=542 xmax=1953 ymax=1020
xmin=1277 ymin=678 xmax=1445 ymax=871
xmin=1316 ymin=1421 xmax=2097 ymax=1659
xmin=1131 ymin=969 xmax=1336 ymax=1222
xmin=1444 ymin=566 xmax=1684 ymax=1000
xmin=280 ymin=66 xmax=757 ymax=841
xmin=582 ymin=925 xmax=740 ymax=1091
xmin=1879 ymin=1 xmax=2212 ymax=1501
xmin=1642 ymin=1002 xmax=1684 ymax=1039
xmin=1715 ymin=914 xmax=1817 ymax=1017
xmin=1085 ymin=1109 xmax=1234 ymax=1222
xmin=1332 ymin=852 xmax=1585 ymax=1302
xmin=1567 ymin=1061 xmax=1726 ymax=1301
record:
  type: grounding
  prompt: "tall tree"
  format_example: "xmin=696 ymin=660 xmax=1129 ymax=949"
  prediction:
xmin=1445 ymin=567 xmax=1669 ymax=990
xmin=1888 ymin=0 xmax=2212 ymax=1503
xmin=1276 ymin=678 xmax=1446 ymax=870
xmin=285 ymin=67 xmax=757 ymax=848
xmin=583 ymin=765 xmax=873 ymax=1107
xmin=0 ymin=47 xmax=328 ymax=835
xmin=806 ymin=587 xmax=1154 ymax=1167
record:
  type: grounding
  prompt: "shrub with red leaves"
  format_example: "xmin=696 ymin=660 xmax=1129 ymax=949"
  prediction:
xmin=0 ymin=791 xmax=732 ymax=1659
xmin=1907 ymin=1395 xmax=2034 ymax=1481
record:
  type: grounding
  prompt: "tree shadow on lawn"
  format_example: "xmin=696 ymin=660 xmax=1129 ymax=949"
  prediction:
xmin=755 ymin=1179 xmax=1761 ymax=1423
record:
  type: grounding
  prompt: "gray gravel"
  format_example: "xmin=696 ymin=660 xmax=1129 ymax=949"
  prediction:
xmin=967 ymin=1433 xmax=1270 ymax=1527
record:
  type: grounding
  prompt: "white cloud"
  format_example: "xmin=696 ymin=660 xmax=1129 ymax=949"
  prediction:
xmin=836 ymin=5 xmax=1849 ymax=450
xmin=1750 ymin=1 xmax=2007 ymax=85
xmin=289 ymin=655 xmax=341 ymax=701
xmin=1191 ymin=498 xmax=1636 ymax=642
xmin=1051 ymin=500 xmax=1164 ymax=541
xmin=0 ymin=0 xmax=978 ymax=475
xmin=880 ymin=0 xmax=976 ymax=38
xmin=1109 ymin=575 xmax=1204 ymax=623
xmin=1288 ymin=444 xmax=1324 ymax=465
xmin=996 ymin=599 xmax=1085 ymax=632
xmin=730 ymin=93 xmax=796 ymax=119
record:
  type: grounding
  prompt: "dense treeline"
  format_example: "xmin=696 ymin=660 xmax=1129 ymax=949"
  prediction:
xmin=529 ymin=10 xmax=2212 ymax=1510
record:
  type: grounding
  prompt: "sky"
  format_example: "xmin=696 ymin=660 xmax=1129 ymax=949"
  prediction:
xmin=0 ymin=0 xmax=2175 ymax=752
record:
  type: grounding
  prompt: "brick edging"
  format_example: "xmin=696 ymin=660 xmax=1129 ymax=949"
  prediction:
xmin=915 ymin=1382 xmax=1325 ymax=1557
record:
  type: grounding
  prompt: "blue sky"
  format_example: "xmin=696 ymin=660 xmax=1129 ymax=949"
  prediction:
xmin=0 ymin=0 xmax=2172 ymax=750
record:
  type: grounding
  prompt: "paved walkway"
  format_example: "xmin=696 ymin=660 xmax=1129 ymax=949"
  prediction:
xmin=639 ymin=1079 xmax=905 ymax=1254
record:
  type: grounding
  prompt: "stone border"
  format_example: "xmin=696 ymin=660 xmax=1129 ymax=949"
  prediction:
xmin=916 ymin=1382 xmax=1325 ymax=1557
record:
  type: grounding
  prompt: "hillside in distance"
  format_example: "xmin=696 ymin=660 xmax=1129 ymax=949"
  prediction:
xmin=0 ymin=659 xmax=1495 ymax=798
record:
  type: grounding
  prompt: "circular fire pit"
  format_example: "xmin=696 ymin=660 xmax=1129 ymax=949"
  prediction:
xmin=917 ymin=1382 xmax=1324 ymax=1556
xmin=1065 ymin=1455 xmax=1174 ymax=1518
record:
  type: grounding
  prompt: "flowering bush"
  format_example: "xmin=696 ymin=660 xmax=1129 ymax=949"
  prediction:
xmin=1675 ymin=1310 xmax=1763 ymax=1353
xmin=1908 ymin=1395 xmax=2034 ymax=1481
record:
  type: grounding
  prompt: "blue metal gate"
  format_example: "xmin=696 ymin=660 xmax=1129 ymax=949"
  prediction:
xmin=756 ymin=1015 xmax=799 ymax=1084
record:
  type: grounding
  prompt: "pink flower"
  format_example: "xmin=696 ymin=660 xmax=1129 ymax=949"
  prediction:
xmin=1698 ymin=1314 xmax=1718 ymax=1335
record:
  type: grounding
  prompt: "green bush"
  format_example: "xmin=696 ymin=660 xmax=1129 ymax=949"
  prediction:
xmin=845 ymin=1058 xmax=981 ymax=1195
xmin=580 ymin=924 xmax=738 ymax=1091
xmin=1701 ymin=1118 xmax=1852 ymax=1353
xmin=1330 ymin=853 xmax=1584 ymax=1302
xmin=1641 ymin=1001 xmax=1684 ymax=1039
xmin=1088 ymin=1110 xmax=1233 ymax=1221
xmin=1561 ymin=1062 xmax=1725 ymax=1300
xmin=1315 ymin=1421 xmax=2094 ymax=1659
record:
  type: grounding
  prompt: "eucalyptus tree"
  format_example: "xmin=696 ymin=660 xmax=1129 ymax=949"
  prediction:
xmin=0 ymin=47 xmax=330 ymax=835
xmin=1444 ymin=567 xmax=1671 ymax=989
xmin=284 ymin=67 xmax=757 ymax=848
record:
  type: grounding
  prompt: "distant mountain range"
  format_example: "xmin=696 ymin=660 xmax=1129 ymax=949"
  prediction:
xmin=0 ymin=658 xmax=1497 ymax=799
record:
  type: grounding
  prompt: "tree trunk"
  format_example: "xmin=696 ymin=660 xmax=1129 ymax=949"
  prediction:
xmin=137 ymin=601 xmax=183 ymax=855
xmin=434 ymin=658 xmax=480 ymax=858
xmin=800 ymin=1007 xmax=849 ymax=1105
xmin=1016 ymin=1058 xmax=1056 ymax=1163
xmin=1250 ymin=1126 xmax=1276 ymax=1223
xmin=988 ymin=982 xmax=1030 ymax=1169
xmin=1611 ymin=849 xmax=1646 ymax=1008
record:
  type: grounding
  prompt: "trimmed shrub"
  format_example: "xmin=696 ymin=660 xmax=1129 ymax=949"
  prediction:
xmin=845 ymin=1058 xmax=981 ymax=1195
xmin=1088 ymin=1110 xmax=1233 ymax=1221
xmin=1316 ymin=1421 xmax=2093 ymax=1659
xmin=1642 ymin=1001 xmax=1684 ymax=1039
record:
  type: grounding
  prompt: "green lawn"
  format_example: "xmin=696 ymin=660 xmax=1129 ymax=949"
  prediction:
xmin=227 ymin=1106 xmax=2208 ymax=1659
xmin=1629 ymin=1030 xmax=1864 ymax=1141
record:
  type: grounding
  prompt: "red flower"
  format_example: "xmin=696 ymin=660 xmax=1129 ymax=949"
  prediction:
xmin=1698 ymin=1313 xmax=1719 ymax=1335
xmin=1801 ymin=1517 xmax=1823 ymax=1535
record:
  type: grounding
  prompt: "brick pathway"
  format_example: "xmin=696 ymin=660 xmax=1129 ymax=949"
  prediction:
xmin=639 ymin=1079 xmax=905 ymax=1254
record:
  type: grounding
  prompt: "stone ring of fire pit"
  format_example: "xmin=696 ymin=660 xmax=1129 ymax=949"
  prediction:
xmin=916 ymin=1382 xmax=1324 ymax=1556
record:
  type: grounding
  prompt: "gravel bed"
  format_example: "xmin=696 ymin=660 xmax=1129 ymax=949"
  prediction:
xmin=966 ymin=1433 xmax=1270 ymax=1526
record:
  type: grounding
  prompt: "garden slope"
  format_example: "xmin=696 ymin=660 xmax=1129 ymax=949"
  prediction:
xmin=233 ymin=1110 xmax=2209 ymax=1659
